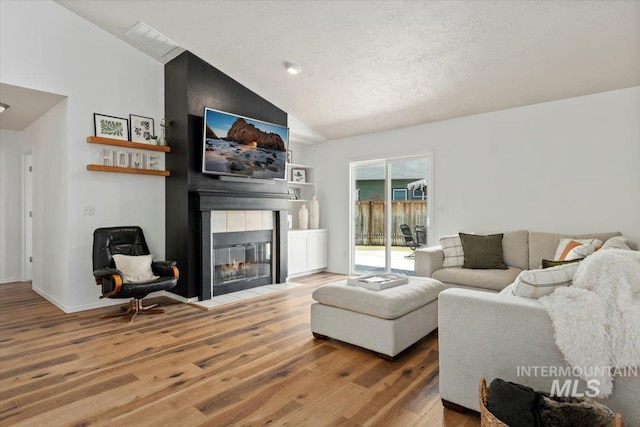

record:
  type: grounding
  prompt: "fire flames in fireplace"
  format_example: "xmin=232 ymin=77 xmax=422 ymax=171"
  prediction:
xmin=220 ymin=259 xmax=254 ymax=280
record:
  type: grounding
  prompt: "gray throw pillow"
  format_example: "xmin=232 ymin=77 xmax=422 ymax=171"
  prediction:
xmin=459 ymin=232 xmax=508 ymax=269
xmin=541 ymin=258 xmax=584 ymax=269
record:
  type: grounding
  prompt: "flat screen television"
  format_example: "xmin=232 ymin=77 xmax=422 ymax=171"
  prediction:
xmin=202 ymin=107 xmax=289 ymax=180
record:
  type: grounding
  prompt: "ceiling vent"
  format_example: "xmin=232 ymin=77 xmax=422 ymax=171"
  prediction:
xmin=125 ymin=21 xmax=179 ymax=57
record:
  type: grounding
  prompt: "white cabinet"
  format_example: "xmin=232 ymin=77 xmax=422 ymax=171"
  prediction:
xmin=287 ymin=229 xmax=328 ymax=278
xmin=288 ymin=233 xmax=308 ymax=276
xmin=306 ymin=231 xmax=328 ymax=271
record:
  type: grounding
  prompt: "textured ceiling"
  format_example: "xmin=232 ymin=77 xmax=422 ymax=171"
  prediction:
xmin=56 ymin=1 xmax=640 ymax=141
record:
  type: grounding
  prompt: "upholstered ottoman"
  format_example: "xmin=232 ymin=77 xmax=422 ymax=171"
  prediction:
xmin=310 ymin=277 xmax=445 ymax=359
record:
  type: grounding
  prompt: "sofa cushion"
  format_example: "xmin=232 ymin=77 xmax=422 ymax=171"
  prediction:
xmin=541 ymin=258 xmax=584 ymax=269
xmin=502 ymin=230 xmax=529 ymax=270
xmin=563 ymin=242 xmax=600 ymax=260
xmin=528 ymin=231 xmax=621 ymax=269
xmin=554 ymin=238 xmax=602 ymax=261
xmin=460 ymin=233 xmax=508 ymax=269
xmin=440 ymin=235 xmax=464 ymax=268
xmin=602 ymin=236 xmax=638 ymax=251
xmin=512 ymin=263 xmax=580 ymax=298
xmin=432 ymin=266 xmax=522 ymax=291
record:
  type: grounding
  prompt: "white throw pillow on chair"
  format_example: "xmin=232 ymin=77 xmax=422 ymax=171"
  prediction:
xmin=113 ymin=254 xmax=159 ymax=283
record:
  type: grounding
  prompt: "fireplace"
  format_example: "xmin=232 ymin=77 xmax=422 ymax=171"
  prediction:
xmin=197 ymin=189 xmax=289 ymax=300
xmin=212 ymin=229 xmax=273 ymax=294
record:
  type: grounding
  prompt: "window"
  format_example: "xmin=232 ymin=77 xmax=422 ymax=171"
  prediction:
xmin=392 ymin=189 xmax=407 ymax=201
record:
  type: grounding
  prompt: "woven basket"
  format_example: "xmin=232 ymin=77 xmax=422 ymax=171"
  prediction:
xmin=479 ymin=378 xmax=508 ymax=427
xmin=479 ymin=378 xmax=624 ymax=427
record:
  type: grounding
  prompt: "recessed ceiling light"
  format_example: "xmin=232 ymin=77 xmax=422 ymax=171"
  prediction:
xmin=0 ymin=103 xmax=9 ymax=114
xmin=284 ymin=62 xmax=301 ymax=75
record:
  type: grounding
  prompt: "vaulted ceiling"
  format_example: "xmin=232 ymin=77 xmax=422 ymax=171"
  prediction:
xmin=56 ymin=1 xmax=640 ymax=141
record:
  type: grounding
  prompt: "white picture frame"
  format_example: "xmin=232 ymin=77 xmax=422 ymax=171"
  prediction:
xmin=291 ymin=168 xmax=306 ymax=183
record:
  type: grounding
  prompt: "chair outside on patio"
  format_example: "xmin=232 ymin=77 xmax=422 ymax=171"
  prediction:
xmin=399 ymin=224 xmax=427 ymax=258
xmin=399 ymin=224 xmax=416 ymax=258
xmin=415 ymin=225 xmax=426 ymax=247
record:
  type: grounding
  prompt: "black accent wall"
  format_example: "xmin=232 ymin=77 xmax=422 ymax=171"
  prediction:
xmin=165 ymin=51 xmax=289 ymax=299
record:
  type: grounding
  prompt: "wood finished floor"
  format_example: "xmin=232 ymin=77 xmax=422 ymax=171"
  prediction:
xmin=0 ymin=273 xmax=480 ymax=427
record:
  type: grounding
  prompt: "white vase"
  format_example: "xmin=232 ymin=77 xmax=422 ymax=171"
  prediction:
xmin=299 ymin=204 xmax=309 ymax=230
xmin=309 ymin=196 xmax=320 ymax=229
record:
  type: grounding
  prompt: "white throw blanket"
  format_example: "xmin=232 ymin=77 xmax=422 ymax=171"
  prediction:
xmin=539 ymin=249 xmax=640 ymax=397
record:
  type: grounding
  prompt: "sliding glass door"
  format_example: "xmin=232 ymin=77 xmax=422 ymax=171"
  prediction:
xmin=353 ymin=160 xmax=388 ymax=274
xmin=351 ymin=156 xmax=430 ymax=276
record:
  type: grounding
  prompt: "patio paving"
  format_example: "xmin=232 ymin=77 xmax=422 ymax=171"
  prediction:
xmin=354 ymin=246 xmax=416 ymax=276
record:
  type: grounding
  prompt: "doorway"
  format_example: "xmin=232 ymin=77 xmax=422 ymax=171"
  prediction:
xmin=350 ymin=155 xmax=432 ymax=276
xmin=22 ymin=152 xmax=32 ymax=282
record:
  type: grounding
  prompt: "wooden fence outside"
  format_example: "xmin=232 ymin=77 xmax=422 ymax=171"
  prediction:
xmin=355 ymin=200 xmax=427 ymax=246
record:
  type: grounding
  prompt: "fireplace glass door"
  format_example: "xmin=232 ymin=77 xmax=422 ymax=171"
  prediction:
xmin=213 ymin=242 xmax=272 ymax=287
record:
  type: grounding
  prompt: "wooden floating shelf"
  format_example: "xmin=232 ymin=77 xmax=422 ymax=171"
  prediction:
xmin=87 ymin=136 xmax=170 ymax=152
xmin=87 ymin=164 xmax=170 ymax=176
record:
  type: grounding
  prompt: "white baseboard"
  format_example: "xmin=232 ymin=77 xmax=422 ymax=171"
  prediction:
xmin=0 ymin=277 xmax=21 ymax=284
xmin=31 ymin=286 xmax=198 ymax=314
xmin=31 ymin=285 xmax=71 ymax=313
xmin=32 ymin=286 xmax=138 ymax=314
xmin=287 ymin=268 xmax=326 ymax=280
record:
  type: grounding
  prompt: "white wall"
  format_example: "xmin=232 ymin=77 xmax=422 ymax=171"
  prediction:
xmin=313 ymin=87 xmax=640 ymax=274
xmin=288 ymin=141 xmax=313 ymax=166
xmin=0 ymin=130 xmax=23 ymax=283
xmin=288 ymin=113 xmax=325 ymax=167
xmin=0 ymin=0 xmax=165 ymax=311
xmin=22 ymin=100 xmax=69 ymax=305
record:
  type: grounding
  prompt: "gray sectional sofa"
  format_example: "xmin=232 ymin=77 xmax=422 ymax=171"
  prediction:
xmin=415 ymin=230 xmax=622 ymax=292
xmin=438 ymin=288 xmax=640 ymax=426
xmin=415 ymin=230 xmax=640 ymax=426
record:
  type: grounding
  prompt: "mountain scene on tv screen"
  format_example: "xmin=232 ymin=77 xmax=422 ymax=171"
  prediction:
xmin=205 ymin=116 xmax=287 ymax=179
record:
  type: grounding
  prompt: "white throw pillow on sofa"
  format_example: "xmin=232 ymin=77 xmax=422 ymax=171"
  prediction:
xmin=113 ymin=254 xmax=159 ymax=283
xmin=511 ymin=263 xmax=580 ymax=299
xmin=440 ymin=235 xmax=464 ymax=268
xmin=554 ymin=238 xmax=602 ymax=261
xmin=564 ymin=243 xmax=599 ymax=260
xmin=499 ymin=283 xmax=515 ymax=296
xmin=602 ymin=236 xmax=638 ymax=251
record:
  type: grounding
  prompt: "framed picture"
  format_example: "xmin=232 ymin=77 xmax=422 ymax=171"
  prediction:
xmin=291 ymin=168 xmax=306 ymax=183
xmin=130 ymin=114 xmax=155 ymax=143
xmin=292 ymin=187 xmax=301 ymax=200
xmin=287 ymin=187 xmax=301 ymax=200
xmin=94 ymin=113 xmax=129 ymax=141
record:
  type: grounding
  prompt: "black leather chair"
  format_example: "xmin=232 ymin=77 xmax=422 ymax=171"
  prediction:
xmin=400 ymin=223 xmax=417 ymax=258
xmin=400 ymin=224 xmax=426 ymax=258
xmin=93 ymin=226 xmax=179 ymax=322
